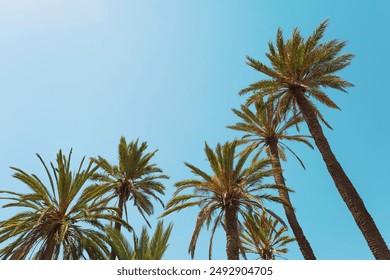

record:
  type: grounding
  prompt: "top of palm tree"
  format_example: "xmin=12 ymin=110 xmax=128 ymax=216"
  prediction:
xmin=228 ymin=97 xmax=313 ymax=168
xmin=0 ymin=149 xmax=132 ymax=260
xmin=161 ymin=140 xmax=291 ymax=259
xmin=239 ymin=19 xmax=354 ymax=128
xmin=241 ymin=211 xmax=295 ymax=260
xmin=91 ymin=136 xmax=168 ymax=227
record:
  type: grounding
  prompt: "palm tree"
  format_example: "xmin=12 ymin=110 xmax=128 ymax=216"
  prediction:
xmin=228 ymin=99 xmax=316 ymax=259
xmin=106 ymin=220 xmax=173 ymax=260
xmin=0 ymin=150 xmax=131 ymax=260
xmin=241 ymin=211 xmax=295 ymax=260
xmin=161 ymin=140 xmax=290 ymax=260
xmin=91 ymin=136 xmax=168 ymax=259
xmin=240 ymin=20 xmax=389 ymax=259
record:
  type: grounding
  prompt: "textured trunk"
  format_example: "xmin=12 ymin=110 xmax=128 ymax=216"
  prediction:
xmin=225 ymin=205 xmax=239 ymax=260
xmin=268 ymin=140 xmax=316 ymax=260
xmin=294 ymin=88 xmax=390 ymax=260
xmin=109 ymin=193 xmax=125 ymax=260
xmin=41 ymin=233 xmax=56 ymax=260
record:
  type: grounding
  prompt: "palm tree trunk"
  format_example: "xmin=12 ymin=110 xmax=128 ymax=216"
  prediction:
xmin=41 ymin=234 xmax=56 ymax=260
xmin=225 ymin=205 xmax=239 ymax=260
xmin=268 ymin=140 xmax=317 ymax=260
xmin=109 ymin=193 xmax=125 ymax=260
xmin=293 ymin=88 xmax=390 ymax=260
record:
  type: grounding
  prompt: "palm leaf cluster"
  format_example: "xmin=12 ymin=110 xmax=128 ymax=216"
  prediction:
xmin=91 ymin=136 xmax=168 ymax=259
xmin=241 ymin=212 xmax=295 ymax=260
xmin=107 ymin=220 xmax=173 ymax=260
xmin=0 ymin=150 xmax=131 ymax=260
xmin=0 ymin=137 xmax=170 ymax=260
xmin=240 ymin=20 xmax=353 ymax=128
xmin=228 ymin=98 xmax=313 ymax=167
xmin=162 ymin=140 xmax=291 ymax=260
xmin=92 ymin=137 xmax=167 ymax=227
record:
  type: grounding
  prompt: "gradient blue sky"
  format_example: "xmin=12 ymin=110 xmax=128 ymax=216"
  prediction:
xmin=1 ymin=0 xmax=389 ymax=260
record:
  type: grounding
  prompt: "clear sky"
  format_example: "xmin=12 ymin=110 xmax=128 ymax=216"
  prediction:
xmin=0 ymin=0 xmax=389 ymax=260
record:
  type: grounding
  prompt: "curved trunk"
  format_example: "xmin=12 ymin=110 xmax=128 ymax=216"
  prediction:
xmin=268 ymin=141 xmax=316 ymax=260
xmin=109 ymin=193 xmax=125 ymax=260
xmin=294 ymin=88 xmax=390 ymax=260
xmin=225 ymin=205 xmax=239 ymax=260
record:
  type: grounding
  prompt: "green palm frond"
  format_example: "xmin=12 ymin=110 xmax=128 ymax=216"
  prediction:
xmin=241 ymin=20 xmax=354 ymax=124
xmin=91 ymin=137 xmax=168 ymax=228
xmin=105 ymin=226 xmax=136 ymax=260
xmin=162 ymin=141 xmax=289 ymax=259
xmin=241 ymin=212 xmax=295 ymax=260
xmin=107 ymin=220 xmax=173 ymax=260
xmin=0 ymin=150 xmax=129 ymax=260
xmin=228 ymin=96 xmax=312 ymax=169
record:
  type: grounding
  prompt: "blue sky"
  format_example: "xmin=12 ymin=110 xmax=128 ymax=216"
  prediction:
xmin=0 ymin=0 xmax=389 ymax=260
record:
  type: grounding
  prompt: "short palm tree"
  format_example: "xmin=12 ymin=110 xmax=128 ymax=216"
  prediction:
xmin=161 ymin=140 xmax=290 ymax=260
xmin=0 ymin=150 xmax=131 ymax=260
xmin=91 ymin=136 xmax=168 ymax=259
xmin=240 ymin=20 xmax=389 ymax=259
xmin=106 ymin=220 xmax=173 ymax=260
xmin=241 ymin=211 xmax=295 ymax=260
xmin=228 ymin=99 xmax=316 ymax=259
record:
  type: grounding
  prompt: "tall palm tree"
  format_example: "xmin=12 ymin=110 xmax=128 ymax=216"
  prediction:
xmin=161 ymin=140 xmax=290 ymax=260
xmin=106 ymin=220 xmax=173 ymax=260
xmin=241 ymin=211 xmax=295 ymax=260
xmin=0 ymin=150 xmax=131 ymax=260
xmin=91 ymin=136 xmax=168 ymax=259
xmin=228 ymin=99 xmax=316 ymax=259
xmin=240 ymin=20 xmax=389 ymax=259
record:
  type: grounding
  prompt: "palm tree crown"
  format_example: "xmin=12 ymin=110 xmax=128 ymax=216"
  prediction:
xmin=92 ymin=136 xmax=168 ymax=226
xmin=161 ymin=140 xmax=290 ymax=260
xmin=0 ymin=150 xmax=131 ymax=260
xmin=241 ymin=211 xmax=295 ymax=260
xmin=240 ymin=19 xmax=353 ymax=123
xmin=228 ymin=98 xmax=313 ymax=167
xmin=91 ymin=136 xmax=168 ymax=259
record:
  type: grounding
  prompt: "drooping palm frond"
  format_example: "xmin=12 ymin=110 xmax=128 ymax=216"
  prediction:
xmin=228 ymin=97 xmax=313 ymax=168
xmin=161 ymin=140 xmax=290 ymax=260
xmin=0 ymin=149 xmax=132 ymax=260
xmin=91 ymin=137 xmax=168 ymax=227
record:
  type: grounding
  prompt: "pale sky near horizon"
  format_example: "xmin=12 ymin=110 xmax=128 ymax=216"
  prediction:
xmin=0 ymin=0 xmax=389 ymax=260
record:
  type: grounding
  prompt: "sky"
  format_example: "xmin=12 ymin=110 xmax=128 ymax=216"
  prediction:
xmin=0 ymin=0 xmax=389 ymax=260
